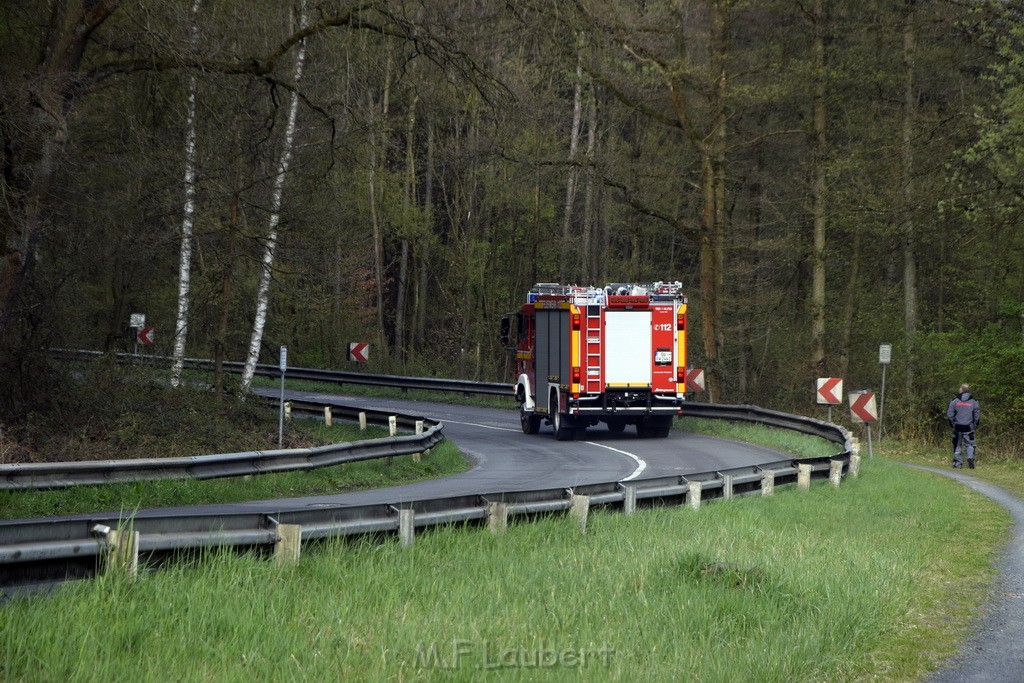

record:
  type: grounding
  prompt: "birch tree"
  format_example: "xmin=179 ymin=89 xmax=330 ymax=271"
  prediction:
xmin=170 ymin=0 xmax=203 ymax=388
xmin=239 ymin=2 xmax=308 ymax=394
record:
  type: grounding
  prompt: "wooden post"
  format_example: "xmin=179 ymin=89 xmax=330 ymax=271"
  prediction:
xmin=107 ymin=529 xmax=140 ymax=579
xmin=849 ymin=454 xmax=861 ymax=478
xmin=359 ymin=411 xmax=367 ymax=431
xmin=488 ymin=502 xmax=508 ymax=535
xmin=829 ymin=460 xmax=843 ymax=487
xmin=323 ymin=406 xmax=332 ymax=427
xmin=622 ymin=485 xmax=637 ymax=515
xmin=722 ymin=474 xmax=734 ymax=501
xmin=798 ymin=464 xmax=812 ymax=491
xmin=688 ymin=481 xmax=702 ymax=510
xmin=761 ymin=470 xmax=775 ymax=497
xmin=569 ymin=494 xmax=590 ymax=533
xmin=413 ymin=421 xmax=424 ymax=462
xmin=399 ymin=508 xmax=415 ymax=547
xmin=275 ymin=524 xmax=302 ymax=566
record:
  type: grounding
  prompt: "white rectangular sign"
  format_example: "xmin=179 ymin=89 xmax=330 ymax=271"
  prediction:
xmin=130 ymin=313 xmax=145 ymax=328
xmin=879 ymin=343 xmax=892 ymax=365
xmin=279 ymin=345 xmax=288 ymax=372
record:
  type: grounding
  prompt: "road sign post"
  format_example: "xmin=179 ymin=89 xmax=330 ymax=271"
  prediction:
xmin=878 ymin=343 xmax=891 ymax=440
xmin=278 ymin=346 xmax=288 ymax=448
xmin=129 ymin=313 xmax=145 ymax=356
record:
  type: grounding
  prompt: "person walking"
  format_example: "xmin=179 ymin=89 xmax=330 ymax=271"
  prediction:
xmin=947 ymin=384 xmax=981 ymax=469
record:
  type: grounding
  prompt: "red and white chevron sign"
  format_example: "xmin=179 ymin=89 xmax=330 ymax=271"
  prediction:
xmin=849 ymin=392 xmax=878 ymax=424
xmin=348 ymin=342 xmax=369 ymax=363
xmin=685 ymin=368 xmax=705 ymax=393
xmin=136 ymin=325 xmax=154 ymax=347
xmin=816 ymin=377 xmax=843 ymax=405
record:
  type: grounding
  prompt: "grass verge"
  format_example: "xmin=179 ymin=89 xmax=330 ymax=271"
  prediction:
xmin=0 ymin=422 xmax=469 ymax=520
xmin=0 ymin=458 xmax=1006 ymax=681
xmin=678 ymin=416 xmax=841 ymax=459
xmin=877 ymin=436 xmax=1024 ymax=498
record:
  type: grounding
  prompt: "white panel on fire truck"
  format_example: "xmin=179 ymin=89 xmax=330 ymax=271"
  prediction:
xmin=605 ymin=311 xmax=652 ymax=385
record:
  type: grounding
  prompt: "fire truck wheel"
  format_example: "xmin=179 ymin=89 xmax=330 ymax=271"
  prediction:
xmin=551 ymin=398 xmax=575 ymax=441
xmin=520 ymin=404 xmax=541 ymax=434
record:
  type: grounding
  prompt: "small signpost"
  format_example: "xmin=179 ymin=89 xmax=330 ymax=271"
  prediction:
xmin=136 ymin=326 xmax=154 ymax=347
xmin=849 ymin=390 xmax=879 ymax=458
xmin=816 ymin=377 xmax=843 ymax=422
xmin=129 ymin=313 xmax=146 ymax=355
xmin=878 ymin=343 xmax=891 ymax=439
xmin=278 ymin=345 xmax=288 ymax=448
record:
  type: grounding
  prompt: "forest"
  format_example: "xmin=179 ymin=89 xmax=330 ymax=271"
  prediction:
xmin=2 ymin=1 xmax=1023 ymax=447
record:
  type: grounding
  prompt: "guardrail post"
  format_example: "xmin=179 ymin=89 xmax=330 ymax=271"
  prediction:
xmin=399 ymin=508 xmax=415 ymax=547
xmin=849 ymin=454 xmax=861 ymax=478
xmin=569 ymin=494 xmax=590 ymax=533
xmin=488 ymin=502 xmax=508 ymax=534
xmin=107 ymin=529 xmax=140 ymax=579
xmin=284 ymin=401 xmax=292 ymax=422
xmin=797 ymin=464 xmax=812 ymax=491
xmin=389 ymin=416 xmax=398 ymax=436
xmin=829 ymin=460 xmax=843 ymax=487
xmin=850 ymin=437 xmax=860 ymax=457
xmin=359 ymin=412 xmax=367 ymax=431
xmin=721 ymin=474 xmax=734 ymax=501
xmin=323 ymin=406 xmax=332 ymax=428
xmin=622 ymin=484 xmax=637 ymax=515
xmin=275 ymin=524 xmax=302 ymax=566
xmin=688 ymin=481 xmax=702 ymax=510
xmin=761 ymin=470 xmax=775 ymax=497
xmin=413 ymin=421 xmax=424 ymax=462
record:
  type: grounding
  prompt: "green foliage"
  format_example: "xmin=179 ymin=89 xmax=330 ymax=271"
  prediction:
xmin=916 ymin=324 xmax=1024 ymax=439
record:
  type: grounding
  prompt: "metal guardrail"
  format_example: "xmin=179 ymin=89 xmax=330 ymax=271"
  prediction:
xmin=0 ymin=452 xmax=851 ymax=595
xmin=0 ymin=403 xmax=443 ymax=491
xmin=3 ymin=351 xmax=855 ymax=595
xmin=50 ymin=349 xmax=515 ymax=397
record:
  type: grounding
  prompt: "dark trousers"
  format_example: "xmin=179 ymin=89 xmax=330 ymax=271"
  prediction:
xmin=952 ymin=428 xmax=975 ymax=466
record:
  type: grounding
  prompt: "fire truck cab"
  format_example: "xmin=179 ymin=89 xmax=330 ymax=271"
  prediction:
xmin=501 ymin=282 xmax=688 ymax=440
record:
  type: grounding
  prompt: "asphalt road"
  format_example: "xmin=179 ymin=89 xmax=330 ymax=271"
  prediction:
xmin=146 ymin=391 xmax=790 ymax=517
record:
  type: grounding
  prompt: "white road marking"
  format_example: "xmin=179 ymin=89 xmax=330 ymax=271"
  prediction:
xmin=583 ymin=441 xmax=647 ymax=481
xmin=419 ymin=418 xmax=647 ymax=479
xmin=444 ymin=419 xmax=520 ymax=433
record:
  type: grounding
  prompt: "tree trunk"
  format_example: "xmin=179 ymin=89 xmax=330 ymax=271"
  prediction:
xmin=395 ymin=95 xmax=417 ymax=362
xmin=171 ymin=0 xmax=203 ymax=388
xmin=838 ymin=229 xmax=862 ymax=378
xmin=809 ymin=0 xmax=828 ymax=377
xmin=561 ymin=59 xmax=584 ymax=282
xmin=240 ymin=1 xmax=307 ymax=393
xmin=901 ymin=1 xmax=918 ymax=399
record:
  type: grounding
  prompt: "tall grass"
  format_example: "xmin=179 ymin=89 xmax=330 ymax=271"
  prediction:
xmin=678 ymin=417 xmax=841 ymax=459
xmin=0 ymin=459 xmax=1007 ymax=681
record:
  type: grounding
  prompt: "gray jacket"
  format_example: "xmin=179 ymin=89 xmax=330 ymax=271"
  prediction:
xmin=947 ymin=392 xmax=980 ymax=431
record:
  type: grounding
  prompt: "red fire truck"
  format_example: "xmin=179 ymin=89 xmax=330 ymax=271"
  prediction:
xmin=501 ymin=282 xmax=688 ymax=440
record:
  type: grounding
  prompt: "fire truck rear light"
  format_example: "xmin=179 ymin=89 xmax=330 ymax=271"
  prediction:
xmin=676 ymin=368 xmax=686 ymax=382
xmin=677 ymin=315 xmax=686 ymax=330
xmin=572 ymin=367 xmax=581 ymax=384
xmin=572 ymin=313 xmax=581 ymax=330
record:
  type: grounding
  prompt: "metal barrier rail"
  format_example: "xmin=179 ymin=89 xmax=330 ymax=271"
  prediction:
xmin=0 ymin=403 xmax=443 ymax=491
xmin=0 ymin=453 xmax=852 ymax=595
xmin=50 ymin=349 xmax=515 ymax=397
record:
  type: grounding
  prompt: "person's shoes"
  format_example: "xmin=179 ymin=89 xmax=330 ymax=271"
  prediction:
xmin=968 ymin=459 xmax=975 ymax=469
xmin=953 ymin=462 xmax=962 ymax=469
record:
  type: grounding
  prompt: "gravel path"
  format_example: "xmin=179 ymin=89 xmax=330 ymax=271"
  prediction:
xmin=911 ymin=465 xmax=1024 ymax=682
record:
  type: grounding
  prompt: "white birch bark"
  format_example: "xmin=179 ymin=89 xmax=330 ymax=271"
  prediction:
xmin=560 ymin=59 xmax=583 ymax=281
xmin=170 ymin=0 xmax=202 ymax=388
xmin=240 ymin=2 xmax=307 ymax=393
